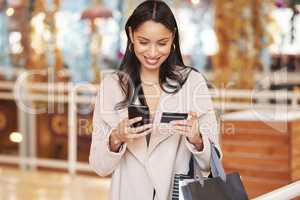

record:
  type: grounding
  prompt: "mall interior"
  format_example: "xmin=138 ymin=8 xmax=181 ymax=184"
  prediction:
xmin=0 ymin=0 xmax=300 ymax=199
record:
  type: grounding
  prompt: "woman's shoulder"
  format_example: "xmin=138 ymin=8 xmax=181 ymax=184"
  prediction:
xmin=100 ymin=72 xmax=120 ymax=87
xmin=176 ymin=66 xmax=207 ymax=85
xmin=170 ymin=65 xmax=208 ymax=89
xmin=98 ymin=72 xmax=124 ymax=103
xmin=187 ymin=68 xmax=207 ymax=84
xmin=98 ymin=72 xmax=124 ymax=98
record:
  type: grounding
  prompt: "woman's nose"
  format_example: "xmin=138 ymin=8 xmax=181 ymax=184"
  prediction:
xmin=148 ymin=45 xmax=158 ymax=57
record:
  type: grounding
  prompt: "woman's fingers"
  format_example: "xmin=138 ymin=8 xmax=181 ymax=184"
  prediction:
xmin=189 ymin=111 xmax=198 ymax=119
xmin=128 ymin=117 xmax=143 ymax=126
xmin=130 ymin=123 xmax=152 ymax=134
xmin=115 ymin=117 xmax=151 ymax=143
xmin=171 ymin=120 xmax=193 ymax=127
xmin=172 ymin=125 xmax=194 ymax=137
xmin=171 ymin=129 xmax=189 ymax=137
xmin=173 ymin=125 xmax=191 ymax=132
xmin=127 ymin=127 xmax=152 ymax=139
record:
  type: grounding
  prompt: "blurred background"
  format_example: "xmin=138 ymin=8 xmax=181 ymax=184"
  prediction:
xmin=0 ymin=0 xmax=300 ymax=199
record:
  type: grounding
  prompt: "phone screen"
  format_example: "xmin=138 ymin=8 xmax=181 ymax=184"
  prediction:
xmin=128 ymin=104 xmax=150 ymax=128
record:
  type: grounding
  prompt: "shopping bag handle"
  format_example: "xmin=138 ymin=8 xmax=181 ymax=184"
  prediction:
xmin=192 ymin=139 xmax=226 ymax=182
xmin=210 ymin=140 xmax=226 ymax=181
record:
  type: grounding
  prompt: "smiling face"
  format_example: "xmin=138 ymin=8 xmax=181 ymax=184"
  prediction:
xmin=129 ymin=20 xmax=174 ymax=72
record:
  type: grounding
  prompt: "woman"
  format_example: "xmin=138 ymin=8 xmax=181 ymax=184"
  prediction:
xmin=89 ymin=1 xmax=221 ymax=200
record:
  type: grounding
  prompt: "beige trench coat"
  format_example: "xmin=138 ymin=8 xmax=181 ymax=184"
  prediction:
xmin=89 ymin=70 xmax=221 ymax=200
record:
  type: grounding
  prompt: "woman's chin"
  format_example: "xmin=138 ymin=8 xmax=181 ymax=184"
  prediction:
xmin=141 ymin=63 xmax=161 ymax=71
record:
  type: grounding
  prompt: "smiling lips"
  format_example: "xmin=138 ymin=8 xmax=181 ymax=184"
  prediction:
xmin=144 ymin=56 xmax=160 ymax=65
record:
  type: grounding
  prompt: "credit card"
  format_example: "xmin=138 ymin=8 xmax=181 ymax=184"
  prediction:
xmin=160 ymin=112 xmax=188 ymax=123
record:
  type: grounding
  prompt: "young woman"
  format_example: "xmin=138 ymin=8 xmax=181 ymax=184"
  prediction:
xmin=89 ymin=1 xmax=221 ymax=199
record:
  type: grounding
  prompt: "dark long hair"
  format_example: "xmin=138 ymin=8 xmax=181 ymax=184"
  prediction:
xmin=115 ymin=0 xmax=194 ymax=110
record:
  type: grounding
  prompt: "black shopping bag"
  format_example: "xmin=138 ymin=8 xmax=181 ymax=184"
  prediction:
xmin=180 ymin=141 xmax=248 ymax=200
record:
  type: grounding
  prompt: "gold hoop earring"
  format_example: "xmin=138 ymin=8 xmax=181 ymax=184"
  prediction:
xmin=129 ymin=43 xmax=133 ymax=52
xmin=172 ymin=44 xmax=176 ymax=52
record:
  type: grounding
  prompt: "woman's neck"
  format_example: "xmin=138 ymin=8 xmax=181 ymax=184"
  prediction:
xmin=140 ymin=66 xmax=160 ymax=84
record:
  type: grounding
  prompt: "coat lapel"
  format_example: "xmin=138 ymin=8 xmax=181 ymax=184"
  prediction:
xmin=147 ymin=90 xmax=173 ymax=156
xmin=147 ymin=122 xmax=173 ymax=156
xmin=148 ymin=134 xmax=182 ymax=200
xmin=126 ymin=137 xmax=148 ymax=164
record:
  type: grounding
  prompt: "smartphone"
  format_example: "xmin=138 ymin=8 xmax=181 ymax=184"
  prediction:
xmin=128 ymin=104 xmax=150 ymax=128
xmin=160 ymin=112 xmax=188 ymax=123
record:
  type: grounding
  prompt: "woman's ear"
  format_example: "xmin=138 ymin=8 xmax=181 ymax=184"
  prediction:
xmin=128 ymin=26 xmax=134 ymax=44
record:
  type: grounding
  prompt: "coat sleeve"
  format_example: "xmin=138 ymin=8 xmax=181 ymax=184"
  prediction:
xmin=184 ymin=72 xmax=222 ymax=172
xmin=89 ymin=75 xmax=127 ymax=177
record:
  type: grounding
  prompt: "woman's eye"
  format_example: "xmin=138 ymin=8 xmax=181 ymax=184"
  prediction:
xmin=158 ymin=43 xmax=167 ymax=46
xmin=139 ymin=42 xmax=148 ymax=45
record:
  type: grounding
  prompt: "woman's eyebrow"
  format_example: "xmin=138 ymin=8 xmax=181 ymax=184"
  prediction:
xmin=137 ymin=36 xmax=170 ymax=41
xmin=158 ymin=38 xmax=170 ymax=42
xmin=137 ymin=36 xmax=150 ymax=41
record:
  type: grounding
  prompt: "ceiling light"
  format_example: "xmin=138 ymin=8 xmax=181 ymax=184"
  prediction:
xmin=9 ymin=132 xmax=23 ymax=143
xmin=6 ymin=8 xmax=15 ymax=17
xmin=191 ymin=0 xmax=201 ymax=5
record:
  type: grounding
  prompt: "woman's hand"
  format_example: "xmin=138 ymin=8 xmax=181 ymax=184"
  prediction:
xmin=170 ymin=112 xmax=204 ymax=151
xmin=109 ymin=117 xmax=153 ymax=152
